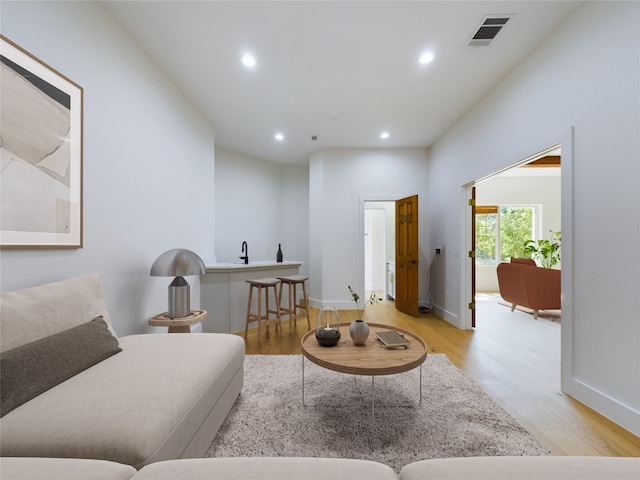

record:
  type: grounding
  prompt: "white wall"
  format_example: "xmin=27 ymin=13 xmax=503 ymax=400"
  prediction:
xmin=214 ymin=147 xmax=309 ymax=275
xmin=476 ymin=173 xmax=561 ymax=291
xmin=309 ymin=148 xmax=429 ymax=310
xmin=428 ymin=1 xmax=639 ymax=435
xmin=0 ymin=1 xmax=216 ymax=336
xmin=282 ymin=164 xmax=311 ymax=277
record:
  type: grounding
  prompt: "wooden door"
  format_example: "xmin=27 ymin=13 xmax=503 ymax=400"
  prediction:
xmin=395 ymin=195 xmax=419 ymax=316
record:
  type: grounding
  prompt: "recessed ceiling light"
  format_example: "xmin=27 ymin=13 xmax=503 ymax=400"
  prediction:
xmin=380 ymin=132 xmax=390 ymax=139
xmin=419 ymin=52 xmax=434 ymax=64
xmin=275 ymin=133 xmax=284 ymax=141
xmin=242 ymin=54 xmax=256 ymax=67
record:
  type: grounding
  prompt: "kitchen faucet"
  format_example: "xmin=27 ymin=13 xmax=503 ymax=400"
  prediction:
xmin=239 ymin=241 xmax=249 ymax=264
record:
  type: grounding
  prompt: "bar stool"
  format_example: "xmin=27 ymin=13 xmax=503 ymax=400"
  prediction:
xmin=277 ymin=275 xmax=310 ymax=332
xmin=244 ymin=278 xmax=282 ymax=338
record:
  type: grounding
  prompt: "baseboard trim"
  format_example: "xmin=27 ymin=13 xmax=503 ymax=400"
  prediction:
xmin=432 ymin=304 xmax=461 ymax=328
xmin=563 ymin=377 xmax=640 ymax=437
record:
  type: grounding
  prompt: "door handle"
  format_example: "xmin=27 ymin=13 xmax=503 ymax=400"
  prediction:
xmin=410 ymin=259 xmax=419 ymax=265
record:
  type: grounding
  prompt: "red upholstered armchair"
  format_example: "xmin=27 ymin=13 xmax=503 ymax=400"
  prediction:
xmin=496 ymin=258 xmax=561 ymax=319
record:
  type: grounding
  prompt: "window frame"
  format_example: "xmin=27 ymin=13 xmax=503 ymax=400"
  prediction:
xmin=475 ymin=204 xmax=539 ymax=265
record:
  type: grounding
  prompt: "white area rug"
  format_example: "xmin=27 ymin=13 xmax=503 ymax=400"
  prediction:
xmin=206 ymin=354 xmax=551 ymax=473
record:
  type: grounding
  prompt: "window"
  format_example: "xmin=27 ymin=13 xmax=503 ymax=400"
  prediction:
xmin=476 ymin=205 xmax=536 ymax=265
xmin=476 ymin=206 xmax=498 ymax=264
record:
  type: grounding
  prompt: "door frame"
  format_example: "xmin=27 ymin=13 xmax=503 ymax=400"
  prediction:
xmin=459 ymin=126 xmax=574 ymax=390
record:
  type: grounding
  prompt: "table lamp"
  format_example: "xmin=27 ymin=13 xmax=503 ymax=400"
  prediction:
xmin=150 ymin=248 xmax=206 ymax=318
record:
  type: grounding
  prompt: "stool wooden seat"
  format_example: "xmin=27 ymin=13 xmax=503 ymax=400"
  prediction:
xmin=277 ymin=275 xmax=310 ymax=332
xmin=245 ymin=278 xmax=282 ymax=338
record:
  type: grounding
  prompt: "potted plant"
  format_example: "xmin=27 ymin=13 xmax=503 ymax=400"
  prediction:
xmin=523 ymin=230 xmax=561 ymax=268
xmin=347 ymin=286 xmax=379 ymax=345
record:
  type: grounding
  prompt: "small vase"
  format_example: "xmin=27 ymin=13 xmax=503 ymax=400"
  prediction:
xmin=349 ymin=319 xmax=369 ymax=346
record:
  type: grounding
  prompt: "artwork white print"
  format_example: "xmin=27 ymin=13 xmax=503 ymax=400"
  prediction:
xmin=0 ymin=35 xmax=83 ymax=248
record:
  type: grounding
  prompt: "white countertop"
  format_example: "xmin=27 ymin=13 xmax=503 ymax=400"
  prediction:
xmin=204 ymin=260 xmax=302 ymax=273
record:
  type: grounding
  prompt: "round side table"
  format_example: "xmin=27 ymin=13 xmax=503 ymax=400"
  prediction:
xmin=148 ymin=309 xmax=207 ymax=333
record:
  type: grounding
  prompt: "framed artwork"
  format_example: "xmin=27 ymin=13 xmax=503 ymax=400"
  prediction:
xmin=0 ymin=35 xmax=83 ymax=249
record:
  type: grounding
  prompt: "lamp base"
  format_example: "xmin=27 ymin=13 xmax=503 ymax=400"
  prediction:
xmin=168 ymin=276 xmax=190 ymax=318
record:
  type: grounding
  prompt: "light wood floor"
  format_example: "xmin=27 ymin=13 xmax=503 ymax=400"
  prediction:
xmin=237 ymin=294 xmax=639 ymax=458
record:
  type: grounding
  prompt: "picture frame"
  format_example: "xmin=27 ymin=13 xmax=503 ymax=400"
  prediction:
xmin=1 ymin=35 xmax=83 ymax=249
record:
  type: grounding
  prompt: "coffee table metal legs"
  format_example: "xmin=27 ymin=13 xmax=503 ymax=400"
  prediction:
xmin=302 ymin=354 xmax=308 ymax=406
xmin=302 ymin=355 xmax=422 ymax=419
xmin=368 ymin=369 xmax=422 ymax=421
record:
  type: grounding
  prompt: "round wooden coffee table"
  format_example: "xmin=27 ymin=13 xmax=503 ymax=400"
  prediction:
xmin=301 ymin=323 xmax=427 ymax=415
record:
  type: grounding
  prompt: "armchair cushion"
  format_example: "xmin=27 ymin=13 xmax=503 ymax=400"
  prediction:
xmin=510 ymin=257 xmax=536 ymax=266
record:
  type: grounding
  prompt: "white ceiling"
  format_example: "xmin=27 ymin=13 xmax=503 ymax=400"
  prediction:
xmin=102 ymin=1 xmax=582 ymax=165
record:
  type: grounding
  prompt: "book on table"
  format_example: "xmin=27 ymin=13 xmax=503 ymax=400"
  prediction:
xmin=375 ymin=330 xmax=410 ymax=349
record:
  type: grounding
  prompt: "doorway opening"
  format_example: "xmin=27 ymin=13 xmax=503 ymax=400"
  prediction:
xmin=469 ymin=147 xmax=564 ymax=423
xmin=364 ymin=201 xmax=395 ymax=300
xmin=461 ymin=128 xmax=572 ymax=333
xmin=474 ymin=146 xmax=562 ymax=320
xmin=474 ymin=150 xmax=561 ymax=342
xmin=459 ymin=126 xmax=574 ymax=412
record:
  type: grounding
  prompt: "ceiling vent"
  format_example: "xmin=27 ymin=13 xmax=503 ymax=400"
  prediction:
xmin=467 ymin=15 xmax=513 ymax=47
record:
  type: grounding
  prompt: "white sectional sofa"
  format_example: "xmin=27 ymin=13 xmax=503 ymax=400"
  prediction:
xmin=0 ymin=274 xmax=245 ymax=469
xmin=2 ymin=275 xmax=638 ymax=479
xmin=2 ymin=455 xmax=639 ymax=480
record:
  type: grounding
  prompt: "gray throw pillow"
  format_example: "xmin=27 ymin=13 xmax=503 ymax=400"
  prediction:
xmin=0 ymin=316 xmax=122 ymax=417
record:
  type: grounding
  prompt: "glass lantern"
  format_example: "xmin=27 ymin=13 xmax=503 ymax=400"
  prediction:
xmin=315 ymin=306 xmax=341 ymax=347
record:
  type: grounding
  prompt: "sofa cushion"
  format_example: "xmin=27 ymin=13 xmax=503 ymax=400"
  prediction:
xmin=399 ymin=456 xmax=640 ymax=480
xmin=0 ymin=274 xmax=115 ymax=352
xmin=1 ymin=316 xmax=122 ymax=417
xmin=0 ymin=457 xmax=136 ymax=480
xmin=133 ymin=457 xmax=398 ymax=480
xmin=0 ymin=333 xmax=245 ymax=469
